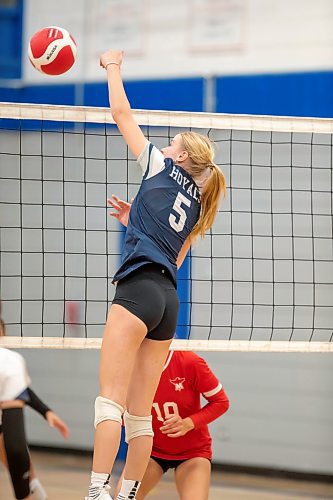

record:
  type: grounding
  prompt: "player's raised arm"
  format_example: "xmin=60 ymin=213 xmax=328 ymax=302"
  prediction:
xmin=100 ymin=50 xmax=147 ymax=160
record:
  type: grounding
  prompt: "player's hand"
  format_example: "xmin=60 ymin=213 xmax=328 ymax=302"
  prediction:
xmin=108 ymin=195 xmax=132 ymax=227
xmin=160 ymin=415 xmax=194 ymax=438
xmin=100 ymin=50 xmax=123 ymax=69
xmin=45 ymin=411 xmax=70 ymax=439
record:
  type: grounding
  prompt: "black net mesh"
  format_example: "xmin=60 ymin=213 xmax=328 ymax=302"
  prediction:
xmin=0 ymin=112 xmax=332 ymax=344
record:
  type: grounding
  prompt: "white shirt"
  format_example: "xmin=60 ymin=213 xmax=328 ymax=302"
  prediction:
xmin=0 ymin=347 xmax=31 ymax=402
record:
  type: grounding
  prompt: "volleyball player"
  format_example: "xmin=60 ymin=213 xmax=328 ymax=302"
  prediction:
xmin=0 ymin=314 xmax=69 ymax=499
xmin=116 ymin=350 xmax=229 ymax=500
xmin=0 ymin=346 xmax=34 ymax=500
xmin=86 ymin=49 xmax=226 ymax=500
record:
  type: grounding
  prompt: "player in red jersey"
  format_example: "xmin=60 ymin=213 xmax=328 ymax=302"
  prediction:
xmin=116 ymin=350 xmax=229 ymax=500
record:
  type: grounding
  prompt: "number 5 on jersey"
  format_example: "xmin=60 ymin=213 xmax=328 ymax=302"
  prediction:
xmin=169 ymin=192 xmax=191 ymax=232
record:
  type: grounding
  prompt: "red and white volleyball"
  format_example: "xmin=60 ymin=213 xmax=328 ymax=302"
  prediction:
xmin=28 ymin=26 xmax=77 ymax=76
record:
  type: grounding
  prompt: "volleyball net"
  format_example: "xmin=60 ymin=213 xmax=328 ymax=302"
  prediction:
xmin=0 ymin=102 xmax=332 ymax=352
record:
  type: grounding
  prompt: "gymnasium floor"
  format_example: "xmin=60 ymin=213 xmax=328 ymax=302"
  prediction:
xmin=0 ymin=450 xmax=332 ymax=499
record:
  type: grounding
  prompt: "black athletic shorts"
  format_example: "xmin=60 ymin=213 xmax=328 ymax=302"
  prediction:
xmin=151 ymin=456 xmax=187 ymax=473
xmin=113 ymin=264 xmax=180 ymax=341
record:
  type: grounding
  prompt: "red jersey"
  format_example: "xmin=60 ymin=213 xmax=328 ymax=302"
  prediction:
xmin=151 ymin=351 xmax=229 ymax=461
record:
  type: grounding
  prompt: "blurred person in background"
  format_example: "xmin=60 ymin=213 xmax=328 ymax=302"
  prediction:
xmin=0 ymin=303 xmax=69 ymax=500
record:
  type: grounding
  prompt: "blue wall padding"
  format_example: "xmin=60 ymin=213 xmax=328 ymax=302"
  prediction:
xmin=215 ymin=71 xmax=333 ymax=118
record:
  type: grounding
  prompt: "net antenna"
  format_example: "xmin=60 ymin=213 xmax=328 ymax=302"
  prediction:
xmin=0 ymin=103 xmax=332 ymax=352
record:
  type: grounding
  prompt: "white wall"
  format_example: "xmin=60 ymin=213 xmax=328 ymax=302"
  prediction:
xmin=23 ymin=0 xmax=333 ymax=82
xmin=207 ymin=351 xmax=333 ymax=474
xmin=21 ymin=349 xmax=333 ymax=475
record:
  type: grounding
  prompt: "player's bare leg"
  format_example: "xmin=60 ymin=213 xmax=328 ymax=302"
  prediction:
xmin=114 ymin=459 xmax=163 ymax=500
xmin=0 ymin=432 xmax=7 ymax=467
xmin=134 ymin=459 xmax=164 ymax=500
xmin=116 ymin=338 xmax=171 ymax=500
xmin=88 ymin=305 xmax=148 ymax=499
xmin=175 ymin=457 xmax=211 ymax=500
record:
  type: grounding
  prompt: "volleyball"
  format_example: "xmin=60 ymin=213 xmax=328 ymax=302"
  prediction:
xmin=28 ymin=26 xmax=77 ymax=76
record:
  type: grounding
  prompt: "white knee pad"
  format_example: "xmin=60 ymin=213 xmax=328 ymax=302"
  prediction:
xmin=123 ymin=410 xmax=154 ymax=443
xmin=94 ymin=396 xmax=124 ymax=428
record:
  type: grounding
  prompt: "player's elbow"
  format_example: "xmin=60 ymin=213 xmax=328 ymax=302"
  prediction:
xmin=217 ymin=396 xmax=230 ymax=416
xmin=111 ymin=106 xmax=122 ymax=120
xmin=111 ymin=106 xmax=131 ymax=122
xmin=222 ymin=398 xmax=230 ymax=414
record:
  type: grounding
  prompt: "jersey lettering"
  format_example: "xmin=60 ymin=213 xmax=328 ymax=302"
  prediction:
xmin=169 ymin=192 xmax=191 ymax=232
xmin=169 ymin=166 xmax=200 ymax=202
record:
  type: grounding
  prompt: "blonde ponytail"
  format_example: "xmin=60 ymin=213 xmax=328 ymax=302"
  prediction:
xmin=190 ymin=163 xmax=226 ymax=240
xmin=180 ymin=132 xmax=226 ymax=241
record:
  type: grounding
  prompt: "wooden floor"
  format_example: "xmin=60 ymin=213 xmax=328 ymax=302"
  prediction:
xmin=1 ymin=450 xmax=332 ymax=499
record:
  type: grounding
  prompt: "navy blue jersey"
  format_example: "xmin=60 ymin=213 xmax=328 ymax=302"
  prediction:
xmin=113 ymin=142 xmax=201 ymax=286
